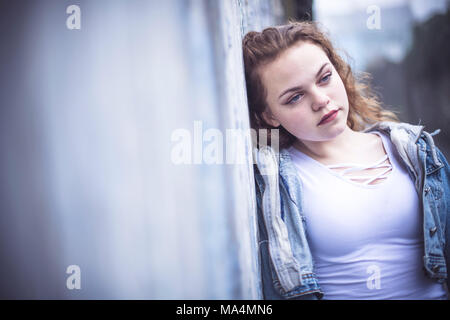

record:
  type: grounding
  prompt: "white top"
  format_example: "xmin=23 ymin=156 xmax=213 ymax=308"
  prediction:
xmin=287 ymin=131 xmax=448 ymax=300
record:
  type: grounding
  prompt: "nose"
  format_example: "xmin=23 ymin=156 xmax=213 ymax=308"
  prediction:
xmin=310 ymin=86 xmax=330 ymax=111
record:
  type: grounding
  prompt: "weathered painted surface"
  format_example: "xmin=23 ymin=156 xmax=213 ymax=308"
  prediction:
xmin=0 ymin=0 xmax=284 ymax=299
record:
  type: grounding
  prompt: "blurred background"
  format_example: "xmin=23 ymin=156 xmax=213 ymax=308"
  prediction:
xmin=0 ymin=0 xmax=448 ymax=299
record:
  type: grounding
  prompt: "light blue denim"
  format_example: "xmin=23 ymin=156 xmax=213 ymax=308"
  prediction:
xmin=254 ymin=121 xmax=450 ymax=300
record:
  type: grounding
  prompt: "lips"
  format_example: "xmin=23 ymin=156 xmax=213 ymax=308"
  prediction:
xmin=318 ymin=109 xmax=339 ymax=126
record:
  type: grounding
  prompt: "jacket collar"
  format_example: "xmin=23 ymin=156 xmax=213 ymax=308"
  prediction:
xmin=363 ymin=121 xmax=424 ymax=143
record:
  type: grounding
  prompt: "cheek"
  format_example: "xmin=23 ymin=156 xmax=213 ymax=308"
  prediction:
xmin=333 ymin=77 xmax=348 ymax=100
xmin=277 ymin=108 xmax=310 ymax=129
xmin=324 ymin=77 xmax=348 ymax=108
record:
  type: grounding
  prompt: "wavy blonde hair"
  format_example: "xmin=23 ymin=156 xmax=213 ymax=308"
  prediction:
xmin=242 ymin=20 xmax=400 ymax=149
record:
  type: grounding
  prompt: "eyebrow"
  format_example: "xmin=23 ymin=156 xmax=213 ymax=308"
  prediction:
xmin=278 ymin=62 xmax=330 ymax=100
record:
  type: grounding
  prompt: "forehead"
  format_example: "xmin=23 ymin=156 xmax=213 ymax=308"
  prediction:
xmin=259 ymin=41 xmax=330 ymax=95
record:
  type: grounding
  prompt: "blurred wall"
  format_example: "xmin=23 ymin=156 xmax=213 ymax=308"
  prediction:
xmin=368 ymin=8 xmax=450 ymax=158
xmin=0 ymin=0 xmax=284 ymax=299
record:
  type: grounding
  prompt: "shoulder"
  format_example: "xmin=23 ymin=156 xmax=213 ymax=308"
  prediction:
xmin=364 ymin=121 xmax=423 ymax=139
xmin=364 ymin=120 xmax=444 ymax=147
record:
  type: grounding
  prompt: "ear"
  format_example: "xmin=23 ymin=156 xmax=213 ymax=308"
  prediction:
xmin=261 ymin=110 xmax=281 ymax=127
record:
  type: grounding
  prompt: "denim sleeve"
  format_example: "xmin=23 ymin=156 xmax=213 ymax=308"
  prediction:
xmin=254 ymin=165 xmax=319 ymax=300
xmin=435 ymin=147 xmax=450 ymax=291
xmin=254 ymin=165 xmax=282 ymax=300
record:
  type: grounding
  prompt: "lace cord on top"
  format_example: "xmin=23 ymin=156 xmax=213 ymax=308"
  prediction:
xmin=325 ymin=154 xmax=393 ymax=186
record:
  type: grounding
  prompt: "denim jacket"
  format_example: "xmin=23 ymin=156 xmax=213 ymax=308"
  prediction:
xmin=254 ymin=121 xmax=450 ymax=300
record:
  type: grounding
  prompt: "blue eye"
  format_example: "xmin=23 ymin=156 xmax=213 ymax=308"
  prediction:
xmin=320 ymin=72 xmax=332 ymax=83
xmin=288 ymin=93 xmax=303 ymax=104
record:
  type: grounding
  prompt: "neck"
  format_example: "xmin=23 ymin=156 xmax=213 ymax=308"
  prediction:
xmin=292 ymin=126 xmax=364 ymax=161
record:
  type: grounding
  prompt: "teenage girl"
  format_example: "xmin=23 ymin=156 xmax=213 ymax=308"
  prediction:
xmin=242 ymin=21 xmax=450 ymax=300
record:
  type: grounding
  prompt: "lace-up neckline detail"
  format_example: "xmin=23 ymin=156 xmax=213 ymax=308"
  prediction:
xmin=287 ymin=131 xmax=394 ymax=188
xmin=325 ymin=154 xmax=392 ymax=186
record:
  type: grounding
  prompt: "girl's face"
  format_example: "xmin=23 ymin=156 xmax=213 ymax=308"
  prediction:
xmin=259 ymin=41 xmax=350 ymax=143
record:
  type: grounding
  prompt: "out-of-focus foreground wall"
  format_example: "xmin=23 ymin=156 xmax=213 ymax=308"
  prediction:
xmin=0 ymin=0 xmax=284 ymax=299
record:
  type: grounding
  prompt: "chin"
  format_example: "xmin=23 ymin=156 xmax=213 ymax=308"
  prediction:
xmin=325 ymin=123 xmax=347 ymax=139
